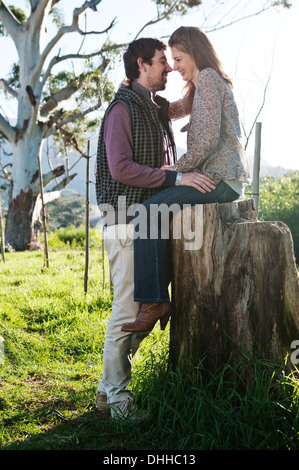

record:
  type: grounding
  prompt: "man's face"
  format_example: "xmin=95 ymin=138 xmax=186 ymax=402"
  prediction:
xmin=142 ymin=49 xmax=172 ymax=93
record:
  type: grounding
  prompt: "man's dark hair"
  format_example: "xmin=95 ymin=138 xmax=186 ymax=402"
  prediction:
xmin=123 ymin=37 xmax=166 ymax=82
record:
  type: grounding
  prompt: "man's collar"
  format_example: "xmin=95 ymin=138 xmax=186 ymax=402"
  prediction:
xmin=131 ymin=81 xmax=159 ymax=108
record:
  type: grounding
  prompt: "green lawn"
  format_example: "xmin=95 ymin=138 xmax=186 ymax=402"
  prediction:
xmin=1 ymin=246 xmax=299 ymax=450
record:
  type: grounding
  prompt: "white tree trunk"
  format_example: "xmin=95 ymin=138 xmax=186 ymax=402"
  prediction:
xmin=2 ymin=1 xmax=54 ymax=250
xmin=0 ymin=1 xmax=106 ymax=250
xmin=6 ymin=137 xmax=42 ymax=250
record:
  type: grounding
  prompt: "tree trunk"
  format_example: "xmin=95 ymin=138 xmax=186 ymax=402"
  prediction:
xmin=169 ymin=199 xmax=299 ymax=371
xmin=5 ymin=134 xmax=63 ymax=250
xmin=2 ymin=7 xmax=52 ymax=251
xmin=5 ymin=132 xmax=42 ymax=250
xmin=5 ymin=188 xmax=41 ymax=251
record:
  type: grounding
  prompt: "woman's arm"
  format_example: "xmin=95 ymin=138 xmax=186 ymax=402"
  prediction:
xmin=168 ymin=94 xmax=193 ymax=121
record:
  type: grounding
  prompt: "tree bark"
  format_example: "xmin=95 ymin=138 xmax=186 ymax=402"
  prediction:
xmin=5 ymin=189 xmax=39 ymax=250
xmin=5 ymin=137 xmax=63 ymax=250
xmin=169 ymin=199 xmax=299 ymax=371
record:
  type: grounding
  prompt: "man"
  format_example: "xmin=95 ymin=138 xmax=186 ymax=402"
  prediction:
xmin=95 ymin=37 xmax=205 ymax=420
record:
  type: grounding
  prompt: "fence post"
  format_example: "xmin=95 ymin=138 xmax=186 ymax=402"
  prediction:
xmin=84 ymin=140 xmax=90 ymax=294
xmin=252 ymin=122 xmax=262 ymax=215
xmin=38 ymin=146 xmax=49 ymax=267
xmin=0 ymin=200 xmax=6 ymax=263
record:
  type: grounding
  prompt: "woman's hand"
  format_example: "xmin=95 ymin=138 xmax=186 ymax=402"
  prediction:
xmin=121 ymin=79 xmax=130 ymax=87
xmin=181 ymin=172 xmax=216 ymax=193
xmin=161 ymin=165 xmax=216 ymax=192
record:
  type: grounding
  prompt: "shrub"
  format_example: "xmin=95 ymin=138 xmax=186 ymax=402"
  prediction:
xmin=258 ymin=171 xmax=299 ymax=263
xmin=42 ymin=225 xmax=103 ymax=250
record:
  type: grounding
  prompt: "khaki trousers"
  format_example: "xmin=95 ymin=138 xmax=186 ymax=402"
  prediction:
xmin=97 ymin=224 xmax=149 ymax=404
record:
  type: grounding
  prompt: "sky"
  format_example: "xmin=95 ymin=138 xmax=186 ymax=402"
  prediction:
xmin=0 ymin=0 xmax=298 ymax=171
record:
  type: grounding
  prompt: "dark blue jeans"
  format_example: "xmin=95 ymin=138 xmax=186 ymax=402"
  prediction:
xmin=133 ymin=181 xmax=239 ymax=302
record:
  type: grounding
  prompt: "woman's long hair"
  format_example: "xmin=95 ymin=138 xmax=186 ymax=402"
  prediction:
xmin=169 ymin=26 xmax=233 ymax=95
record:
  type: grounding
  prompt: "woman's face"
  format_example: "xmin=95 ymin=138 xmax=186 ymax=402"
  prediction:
xmin=171 ymin=46 xmax=199 ymax=85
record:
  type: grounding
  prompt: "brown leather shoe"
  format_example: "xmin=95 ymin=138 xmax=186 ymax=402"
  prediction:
xmin=121 ymin=302 xmax=171 ymax=332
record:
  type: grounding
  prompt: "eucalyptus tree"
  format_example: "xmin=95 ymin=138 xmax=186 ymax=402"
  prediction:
xmin=0 ymin=1 xmax=112 ymax=249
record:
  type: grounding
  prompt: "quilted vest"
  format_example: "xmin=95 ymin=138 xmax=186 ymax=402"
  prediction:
xmin=96 ymin=83 xmax=175 ymax=216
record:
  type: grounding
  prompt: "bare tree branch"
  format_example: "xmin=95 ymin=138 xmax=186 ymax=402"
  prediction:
xmin=29 ymin=0 xmax=49 ymax=11
xmin=0 ymin=0 xmax=22 ymax=44
xmin=134 ymin=0 xmax=181 ymax=39
xmin=40 ymin=78 xmax=85 ymax=117
xmin=51 ymin=174 xmax=77 ymax=191
xmin=44 ymin=109 xmax=64 ymax=129
xmin=0 ymin=79 xmax=18 ymax=98
xmin=0 ymin=113 xmax=16 ymax=143
xmin=29 ymin=0 xmax=53 ymax=31
xmin=43 ymin=164 xmax=65 ymax=187
xmin=0 ymin=162 xmax=12 ymax=181
xmin=31 ymin=164 xmax=65 ymax=193
xmin=205 ymin=5 xmax=273 ymax=33
xmin=59 ymin=127 xmax=86 ymax=157
xmin=241 ymin=38 xmax=276 ymax=151
xmin=77 ymin=16 xmax=117 ymax=36
xmin=39 ymin=41 xmax=126 ymax=93
xmin=243 ymin=73 xmax=272 ymax=151
xmin=54 ymin=98 xmax=102 ymax=130
xmin=43 ymin=189 xmax=60 ymax=204
xmin=31 ymin=0 xmax=103 ymax=84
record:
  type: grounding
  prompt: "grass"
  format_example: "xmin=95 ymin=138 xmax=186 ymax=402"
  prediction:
xmin=0 ymin=240 xmax=299 ymax=451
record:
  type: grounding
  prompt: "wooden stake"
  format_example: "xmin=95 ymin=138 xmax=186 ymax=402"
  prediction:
xmin=0 ymin=200 xmax=6 ymax=263
xmin=252 ymin=122 xmax=262 ymax=215
xmin=38 ymin=146 xmax=49 ymax=268
xmin=84 ymin=140 xmax=90 ymax=294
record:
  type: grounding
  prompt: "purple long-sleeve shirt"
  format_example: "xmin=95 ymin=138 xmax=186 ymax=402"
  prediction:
xmin=104 ymin=102 xmax=176 ymax=188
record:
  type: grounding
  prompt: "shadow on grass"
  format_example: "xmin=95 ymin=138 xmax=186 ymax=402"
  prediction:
xmin=2 ymin=353 xmax=299 ymax=451
xmin=1 ymin=405 xmax=153 ymax=451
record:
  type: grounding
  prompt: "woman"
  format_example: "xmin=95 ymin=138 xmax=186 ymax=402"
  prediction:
xmin=121 ymin=26 xmax=250 ymax=333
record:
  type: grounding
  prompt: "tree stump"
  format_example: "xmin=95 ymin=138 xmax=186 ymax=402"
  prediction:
xmin=169 ymin=199 xmax=299 ymax=370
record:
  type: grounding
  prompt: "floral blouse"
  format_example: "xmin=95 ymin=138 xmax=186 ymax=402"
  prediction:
xmin=173 ymin=67 xmax=250 ymax=185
